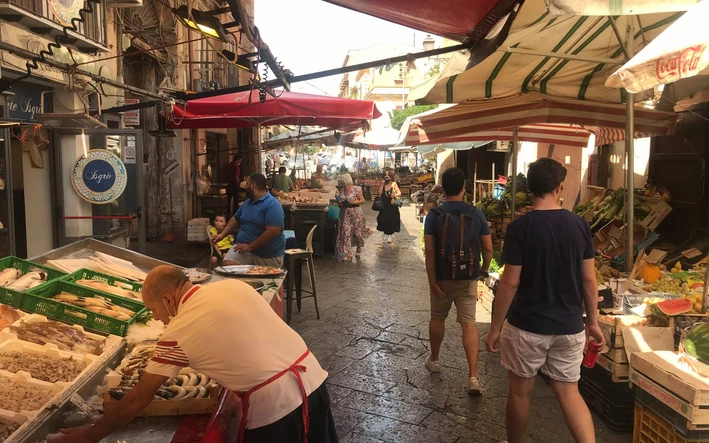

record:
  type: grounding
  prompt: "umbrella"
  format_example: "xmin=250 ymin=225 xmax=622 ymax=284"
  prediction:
xmin=168 ymin=90 xmax=381 ymax=130
xmin=545 ymin=0 xmax=699 ymax=15
xmin=402 ymin=93 xmax=677 ymax=147
xmin=415 ymin=0 xmax=682 ymax=104
xmin=349 ymin=127 xmax=401 ymax=150
xmin=606 ymin=0 xmax=709 ymax=93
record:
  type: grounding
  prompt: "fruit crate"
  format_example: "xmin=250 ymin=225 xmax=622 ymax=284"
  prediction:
xmin=0 ymin=256 xmax=65 ymax=307
xmin=634 ymin=404 xmax=708 ymax=443
xmin=22 ymin=280 xmax=148 ymax=336
xmin=635 ymin=387 xmax=709 ymax=440
xmin=579 ymin=363 xmax=635 ymax=432
xmin=61 ymin=268 xmax=143 ymax=298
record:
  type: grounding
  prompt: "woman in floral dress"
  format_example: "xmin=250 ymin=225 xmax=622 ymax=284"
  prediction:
xmin=336 ymin=174 xmax=370 ymax=261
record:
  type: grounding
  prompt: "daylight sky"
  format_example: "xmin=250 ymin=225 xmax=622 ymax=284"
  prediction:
xmin=254 ymin=0 xmax=433 ymax=96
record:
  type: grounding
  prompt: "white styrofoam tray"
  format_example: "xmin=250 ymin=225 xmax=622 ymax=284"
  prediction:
xmin=0 ymin=371 xmax=66 ymax=420
xmin=0 ymin=315 xmax=124 ymax=357
xmin=0 ymin=339 xmax=97 ymax=387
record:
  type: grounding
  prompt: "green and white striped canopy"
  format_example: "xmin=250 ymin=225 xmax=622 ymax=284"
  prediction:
xmin=416 ymin=0 xmax=684 ymax=104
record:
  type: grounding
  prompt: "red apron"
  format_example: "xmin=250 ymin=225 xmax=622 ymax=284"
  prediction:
xmin=237 ymin=350 xmax=311 ymax=443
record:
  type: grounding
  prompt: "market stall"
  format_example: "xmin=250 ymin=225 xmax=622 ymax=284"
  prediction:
xmin=0 ymin=238 xmax=289 ymax=442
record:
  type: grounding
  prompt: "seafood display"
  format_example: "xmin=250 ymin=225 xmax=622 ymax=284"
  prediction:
xmin=10 ymin=320 xmax=105 ymax=355
xmin=0 ymin=304 xmax=21 ymax=330
xmin=182 ymin=268 xmax=211 ymax=283
xmin=0 ymin=268 xmax=47 ymax=291
xmin=0 ymin=376 xmax=55 ymax=412
xmin=216 ymin=265 xmax=284 ymax=277
xmin=0 ymin=351 xmax=87 ymax=383
xmin=0 ymin=418 xmax=19 ymax=442
xmin=52 ymin=293 xmax=136 ymax=321
xmin=112 ymin=345 xmax=216 ymax=401
xmin=245 ymin=266 xmax=283 ymax=276
xmin=74 ymin=279 xmax=142 ymax=301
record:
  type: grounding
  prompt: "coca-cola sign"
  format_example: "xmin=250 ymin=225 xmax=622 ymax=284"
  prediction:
xmin=656 ymin=44 xmax=707 ymax=81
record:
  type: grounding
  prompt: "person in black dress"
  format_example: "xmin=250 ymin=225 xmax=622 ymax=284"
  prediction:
xmin=376 ymin=171 xmax=402 ymax=243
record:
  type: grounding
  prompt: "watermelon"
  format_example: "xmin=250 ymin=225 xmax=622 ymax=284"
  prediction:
xmin=653 ymin=298 xmax=692 ymax=316
xmin=684 ymin=321 xmax=709 ymax=364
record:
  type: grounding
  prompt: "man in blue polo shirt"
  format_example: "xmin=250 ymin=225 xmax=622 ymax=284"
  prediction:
xmin=212 ymin=173 xmax=286 ymax=268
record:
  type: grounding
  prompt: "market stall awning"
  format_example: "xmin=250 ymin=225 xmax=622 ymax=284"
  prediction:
xmin=168 ymin=90 xmax=382 ymax=130
xmin=404 ymin=93 xmax=677 ymax=147
xmin=417 ymin=141 xmax=492 ymax=155
xmin=348 ymin=127 xmax=401 ymax=150
xmin=322 ymin=0 xmax=519 ymax=41
xmin=606 ymin=0 xmax=709 ymax=93
xmin=263 ymin=128 xmax=337 ymax=149
xmin=415 ymin=0 xmax=683 ymax=104
xmin=545 ymin=0 xmax=699 ymax=15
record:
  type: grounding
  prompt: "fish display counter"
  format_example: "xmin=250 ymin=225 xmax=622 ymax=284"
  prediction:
xmin=0 ymin=239 xmax=288 ymax=442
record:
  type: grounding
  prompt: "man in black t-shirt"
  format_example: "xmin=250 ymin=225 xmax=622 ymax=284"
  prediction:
xmin=484 ymin=158 xmax=606 ymax=443
xmin=424 ymin=168 xmax=493 ymax=395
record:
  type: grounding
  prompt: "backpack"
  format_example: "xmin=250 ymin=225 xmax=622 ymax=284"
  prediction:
xmin=430 ymin=204 xmax=480 ymax=280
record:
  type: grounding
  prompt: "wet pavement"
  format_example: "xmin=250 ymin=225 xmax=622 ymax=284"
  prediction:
xmin=286 ymin=205 xmax=632 ymax=443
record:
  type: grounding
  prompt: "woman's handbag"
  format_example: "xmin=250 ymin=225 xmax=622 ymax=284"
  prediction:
xmin=372 ymin=197 xmax=383 ymax=211
xmin=394 ymin=198 xmax=403 ymax=207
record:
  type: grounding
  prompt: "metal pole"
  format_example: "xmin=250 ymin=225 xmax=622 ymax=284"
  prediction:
xmin=702 ymin=255 xmax=709 ymax=313
xmin=625 ymin=18 xmax=636 ymax=272
xmin=473 ymin=162 xmax=478 ymax=203
xmin=256 ymin=123 xmax=263 ymax=174
xmin=510 ymin=128 xmax=519 ymax=221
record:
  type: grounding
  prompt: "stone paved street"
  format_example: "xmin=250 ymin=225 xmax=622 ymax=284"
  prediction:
xmin=287 ymin=205 xmax=632 ymax=443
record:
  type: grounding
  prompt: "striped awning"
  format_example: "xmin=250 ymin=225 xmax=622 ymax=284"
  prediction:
xmin=404 ymin=93 xmax=677 ymax=147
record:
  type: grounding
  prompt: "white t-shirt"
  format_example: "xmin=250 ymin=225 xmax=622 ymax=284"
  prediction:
xmin=145 ymin=280 xmax=328 ymax=429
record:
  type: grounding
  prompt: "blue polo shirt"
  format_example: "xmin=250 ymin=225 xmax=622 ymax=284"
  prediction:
xmin=234 ymin=192 xmax=285 ymax=258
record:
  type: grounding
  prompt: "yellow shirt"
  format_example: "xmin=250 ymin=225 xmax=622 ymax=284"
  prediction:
xmin=209 ymin=226 xmax=234 ymax=250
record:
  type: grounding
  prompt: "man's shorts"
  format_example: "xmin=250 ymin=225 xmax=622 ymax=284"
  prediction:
xmin=430 ymin=280 xmax=477 ymax=324
xmin=500 ymin=322 xmax=585 ymax=382
xmin=223 ymin=249 xmax=284 ymax=268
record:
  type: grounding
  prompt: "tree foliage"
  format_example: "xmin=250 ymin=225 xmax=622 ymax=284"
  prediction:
xmin=388 ymin=104 xmax=439 ymax=130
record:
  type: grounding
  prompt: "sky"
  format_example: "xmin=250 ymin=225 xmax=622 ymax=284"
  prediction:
xmin=254 ymin=0 xmax=433 ymax=96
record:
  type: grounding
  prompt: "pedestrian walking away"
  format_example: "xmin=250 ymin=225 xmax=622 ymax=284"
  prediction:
xmin=336 ymin=173 xmax=370 ymax=261
xmin=423 ymin=167 xmax=493 ymax=395
xmin=226 ymin=154 xmax=243 ymax=215
xmin=484 ymin=158 xmax=606 ymax=443
xmin=376 ymin=170 xmax=401 ymax=243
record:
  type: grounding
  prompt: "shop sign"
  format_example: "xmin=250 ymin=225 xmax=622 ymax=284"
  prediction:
xmin=6 ymin=86 xmax=51 ymax=120
xmin=655 ymin=44 xmax=707 ymax=82
xmin=72 ymin=150 xmax=127 ymax=204
xmin=123 ymin=99 xmax=140 ymax=126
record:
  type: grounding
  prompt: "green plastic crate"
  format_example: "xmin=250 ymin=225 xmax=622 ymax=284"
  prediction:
xmin=62 ymin=268 xmax=143 ymax=298
xmin=0 ymin=256 xmax=65 ymax=307
xmin=23 ymin=280 xmax=148 ymax=336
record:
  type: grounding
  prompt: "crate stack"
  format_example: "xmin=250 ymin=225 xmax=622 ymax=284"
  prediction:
xmin=291 ymin=207 xmax=327 ymax=257
xmin=187 ymin=218 xmax=210 ymax=242
xmin=578 ymin=316 xmax=635 ymax=432
xmin=630 ymin=351 xmax=709 ymax=443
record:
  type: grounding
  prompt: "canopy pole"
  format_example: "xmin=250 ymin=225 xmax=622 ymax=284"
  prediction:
xmin=510 ymin=128 xmax=519 ymax=221
xmin=626 ymin=95 xmax=635 ymax=272
xmin=473 ymin=162 xmax=478 ymax=203
xmin=257 ymin=123 xmax=263 ymax=174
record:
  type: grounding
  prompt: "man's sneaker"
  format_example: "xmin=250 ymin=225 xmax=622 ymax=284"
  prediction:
xmin=468 ymin=377 xmax=483 ymax=395
xmin=425 ymin=355 xmax=441 ymax=373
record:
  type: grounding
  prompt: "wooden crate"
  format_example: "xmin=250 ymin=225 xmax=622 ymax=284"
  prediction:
xmin=630 ymin=351 xmax=709 ymax=426
xmin=604 ymin=347 xmax=629 ymax=364
xmin=596 ymin=352 xmax=630 ymax=382
xmin=478 ymin=281 xmax=494 ymax=314
xmin=599 ymin=321 xmax=625 ymax=348
xmin=103 ymin=387 xmax=221 ymax=417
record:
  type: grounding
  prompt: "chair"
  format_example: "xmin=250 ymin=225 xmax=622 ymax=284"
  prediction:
xmin=283 ymin=225 xmax=320 ymax=323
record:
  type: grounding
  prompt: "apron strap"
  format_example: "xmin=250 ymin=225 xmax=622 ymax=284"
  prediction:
xmin=237 ymin=350 xmax=311 ymax=443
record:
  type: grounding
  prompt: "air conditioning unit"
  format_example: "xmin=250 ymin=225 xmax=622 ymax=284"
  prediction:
xmin=107 ymin=0 xmax=142 ymax=8
xmin=487 ymin=141 xmax=510 ymax=152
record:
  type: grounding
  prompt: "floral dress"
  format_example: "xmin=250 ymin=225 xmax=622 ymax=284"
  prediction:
xmin=336 ymin=186 xmax=371 ymax=260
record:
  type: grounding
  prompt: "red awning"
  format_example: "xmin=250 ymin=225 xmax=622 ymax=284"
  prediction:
xmin=168 ymin=90 xmax=382 ymax=130
xmin=323 ymin=0 xmax=517 ymax=41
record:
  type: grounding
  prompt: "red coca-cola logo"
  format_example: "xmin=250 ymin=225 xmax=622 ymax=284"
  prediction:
xmin=656 ymin=45 xmax=707 ymax=80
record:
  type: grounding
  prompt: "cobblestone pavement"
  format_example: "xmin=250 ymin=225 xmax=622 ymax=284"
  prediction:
xmin=287 ymin=205 xmax=632 ymax=443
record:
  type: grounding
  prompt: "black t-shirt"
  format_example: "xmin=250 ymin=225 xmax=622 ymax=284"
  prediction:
xmin=502 ymin=209 xmax=594 ymax=335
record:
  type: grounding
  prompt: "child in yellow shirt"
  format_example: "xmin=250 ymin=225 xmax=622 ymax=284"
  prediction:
xmin=209 ymin=214 xmax=234 ymax=267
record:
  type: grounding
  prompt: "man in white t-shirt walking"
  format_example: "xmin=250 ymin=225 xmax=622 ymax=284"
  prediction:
xmin=52 ymin=265 xmax=336 ymax=443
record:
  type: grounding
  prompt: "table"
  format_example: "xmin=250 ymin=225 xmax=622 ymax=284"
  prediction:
xmin=209 ymin=272 xmax=287 ymax=320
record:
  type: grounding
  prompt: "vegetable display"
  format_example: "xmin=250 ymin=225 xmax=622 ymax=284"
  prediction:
xmin=589 ymin=188 xmax=625 ymax=231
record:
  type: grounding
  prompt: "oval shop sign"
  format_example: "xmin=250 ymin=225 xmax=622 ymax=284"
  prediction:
xmin=72 ymin=150 xmax=127 ymax=204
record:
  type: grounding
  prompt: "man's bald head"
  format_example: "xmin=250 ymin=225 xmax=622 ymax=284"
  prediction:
xmin=143 ymin=265 xmax=189 ymax=302
xmin=142 ymin=266 xmax=190 ymax=324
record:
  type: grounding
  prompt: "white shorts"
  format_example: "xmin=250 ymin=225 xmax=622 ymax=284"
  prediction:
xmin=499 ymin=322 xmax=585 ymax=382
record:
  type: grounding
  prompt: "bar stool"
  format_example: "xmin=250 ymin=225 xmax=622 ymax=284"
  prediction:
xmin=284 ymin=225 xmax=320 ymax=323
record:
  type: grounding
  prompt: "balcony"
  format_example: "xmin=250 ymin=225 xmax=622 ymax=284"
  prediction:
xmin=0 ymin=0 xmax=108 ymax=53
